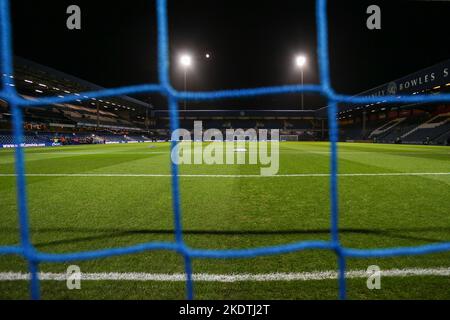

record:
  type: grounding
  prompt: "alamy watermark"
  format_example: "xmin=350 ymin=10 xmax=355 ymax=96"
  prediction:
xmin=171 ymin=121 xmax=280 ymax=176
xmin=366 ymin=5 xmax=381 ymax=30
xmin=366 ymin=265 xmax=381 ymax=290
xmin=66 ymin=5 xmax=81 ymax=30
xmin=66 ymin=265 xmax=81 ymax=290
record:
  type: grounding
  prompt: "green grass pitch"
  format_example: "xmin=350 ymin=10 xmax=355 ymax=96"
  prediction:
xmin=0 ymin=142 xmax=449 ymax=299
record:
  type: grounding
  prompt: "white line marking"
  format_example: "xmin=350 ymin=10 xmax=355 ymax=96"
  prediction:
xmin=12 ymin=151 xmax=450 ymax=155
xmin=1 ymin=268 xmax=450 ymax=282
xmin=0 ymin=173 xmax=449 ymax=178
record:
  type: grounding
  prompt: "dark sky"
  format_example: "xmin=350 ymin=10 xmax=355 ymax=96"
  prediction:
xmin=9 ymin=0 xmax=450 ymax=110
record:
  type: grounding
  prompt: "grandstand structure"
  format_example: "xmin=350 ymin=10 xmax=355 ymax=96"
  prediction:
xmin=153 ymin=109 xmax=327 ymax=141
xmin=2 ymin=57 xmax=450 ymax=147
xmin=333 ymin=59 xmax=450 ymax=145
xmin=0 ymin=57 xmax=153 ymax=147
xmin=144 ymin=59 xmax=450 ymax=146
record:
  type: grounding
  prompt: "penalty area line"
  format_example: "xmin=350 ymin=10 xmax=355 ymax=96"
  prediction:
xmin=1 ymin=267 xmax=450 ymax=282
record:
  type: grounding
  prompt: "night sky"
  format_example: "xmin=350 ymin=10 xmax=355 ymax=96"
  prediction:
xmin=9 ymin=0 xmax=450 ymax=110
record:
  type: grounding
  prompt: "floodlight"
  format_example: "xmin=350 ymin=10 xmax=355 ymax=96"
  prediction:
xmin=296 ymin=55 xmax=306 ymax=68
xmin=180 ymin=54 xmax=192 ymax=67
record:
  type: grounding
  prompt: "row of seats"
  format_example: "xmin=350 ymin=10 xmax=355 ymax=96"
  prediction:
xmin=0 ymin=133 xmax=48 ymax=145
xmin=0 ymin=131 xmax=151 ymax=145
xmin=157 ymin=120 xmax=318 ymax=130
xmin=403 ymin=121 xmax=450 ymax=143
xmin=370 ymin=114 xmax=450 ymax=144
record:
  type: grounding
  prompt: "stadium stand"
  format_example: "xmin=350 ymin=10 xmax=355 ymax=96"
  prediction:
xmin=7 ymin=57 xmax=151 ymax=131
xmin=7 ymin=56 xmax=449 ymax=147
xmin=336 ymin=57 xmax=450 ymax=144
xmin=2 ymin=56 xmax=450 ymax=146
xmin=0 ymin=129 xmax=152 ymax=146
xmin=0 ymin=57 xmax=155 ymax=148
xmin=0 ymin=132 xmax=47 ymax=145
xmin=153 ymin=109 xmax=326 ymax=141
xmin=369 ymin=118 xmax=406 ymax=138
xmin=372 ymin=115 xmax=431 ymax=143
xmin=401 ymin=113 xmax=450 ymax=144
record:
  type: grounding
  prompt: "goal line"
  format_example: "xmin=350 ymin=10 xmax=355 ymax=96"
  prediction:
xmin=1 ymin=267 xmax=449 ymax=282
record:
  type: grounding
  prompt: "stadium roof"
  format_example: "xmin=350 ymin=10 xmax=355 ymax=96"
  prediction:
xmin=318 ymin=58 xmax=450 ymax=117
xmin=10 ymin=57 xmax=150 ymax=111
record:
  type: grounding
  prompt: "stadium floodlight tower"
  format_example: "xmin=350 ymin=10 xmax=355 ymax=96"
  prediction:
xmin=179 ymin=54 xmax=192 ymax=111
xmin=295 ymin=55 xmax=307 ymax=110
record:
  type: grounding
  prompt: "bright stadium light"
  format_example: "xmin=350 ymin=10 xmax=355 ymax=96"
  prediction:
xmin=180 ymin=54 xmax=192 ymax=67
xmin=296 ymin=55 xmax=306 ymax=68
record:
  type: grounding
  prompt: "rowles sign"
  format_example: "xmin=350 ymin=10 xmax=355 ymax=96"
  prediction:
xmin=360 ymin=60 xmax=450 ymax=98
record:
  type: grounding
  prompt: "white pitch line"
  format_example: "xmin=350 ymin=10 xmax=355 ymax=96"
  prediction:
xmin=0 ymin=172 xmax=449 ymax=178
xmin=13 ymin=151 xmax=450 ymax=156
xmin=1 ymin=267 xmax=450 ymax=282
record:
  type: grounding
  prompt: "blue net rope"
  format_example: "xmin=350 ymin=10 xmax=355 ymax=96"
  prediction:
xmin=1 ymin=0 xmax=450 ymax=300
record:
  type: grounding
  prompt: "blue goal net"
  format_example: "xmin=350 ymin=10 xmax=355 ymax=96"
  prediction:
xmin=1 ymin=0 xmax=450 ymax=300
